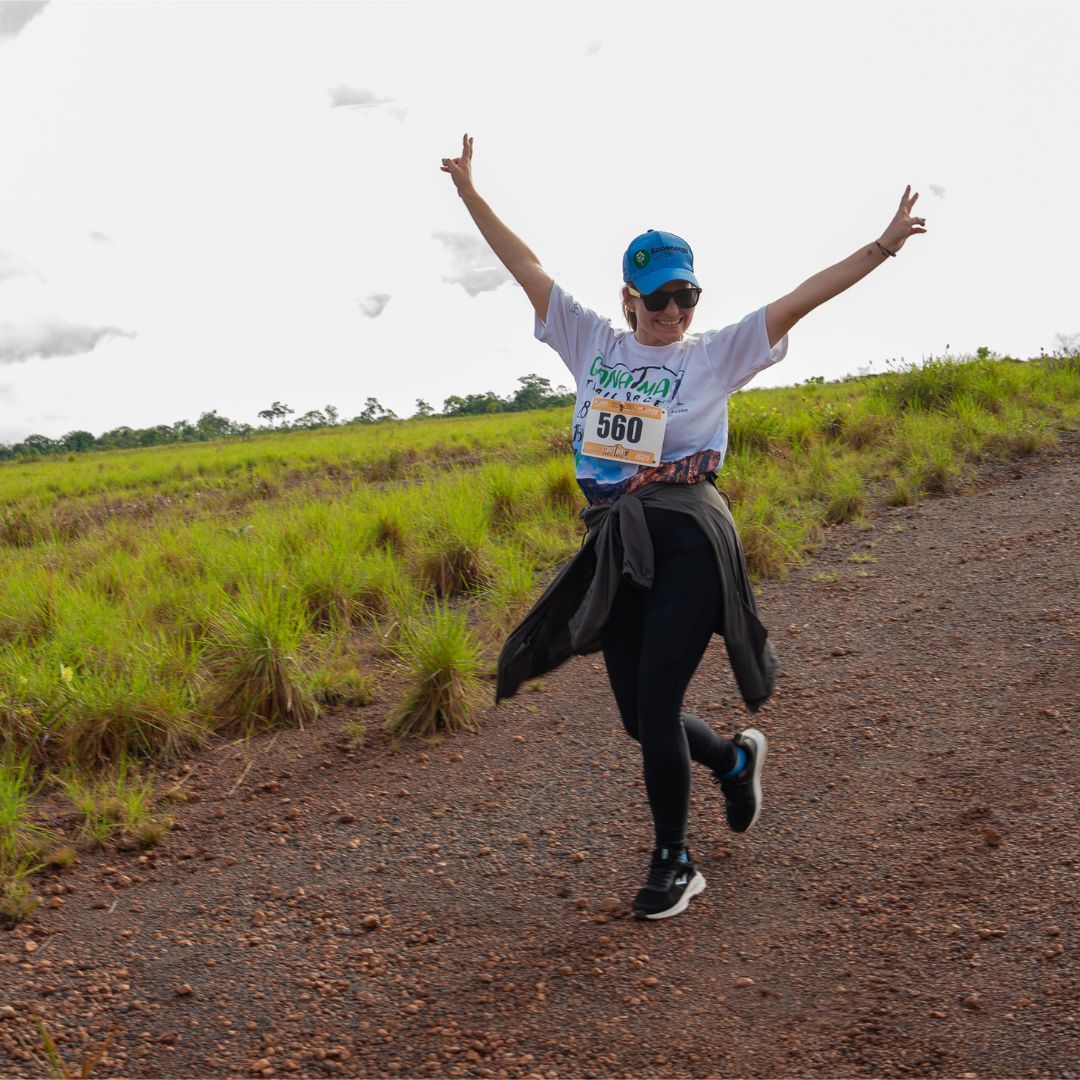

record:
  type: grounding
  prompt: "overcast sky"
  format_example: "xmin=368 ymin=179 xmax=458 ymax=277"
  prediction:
xmin=1 ymin=0 xmax=1078 ymax=444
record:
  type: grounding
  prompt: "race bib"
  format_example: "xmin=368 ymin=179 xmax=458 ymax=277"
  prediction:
xmin=581 ymin=397 xmax=666 ymax=468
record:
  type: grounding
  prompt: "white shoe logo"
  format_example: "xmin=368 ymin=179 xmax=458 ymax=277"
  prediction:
xmin=675 ymin=872 xmax=689 ymax=887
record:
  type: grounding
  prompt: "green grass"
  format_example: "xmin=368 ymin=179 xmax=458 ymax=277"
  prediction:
xmin=61 ymin=757 xmax=171 ymax=852
xmin=0 ymin=352 xmax=1077 ymax=899
xmin=386 ymin=603 xmax=482 ymax=741
xmin=203 ymin=583 xmax=318 ymax=736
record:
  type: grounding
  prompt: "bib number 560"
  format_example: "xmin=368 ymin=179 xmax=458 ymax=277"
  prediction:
xmin=581 ymin=397 xmax=666 ymax=468
xmin=594 ymin=411 xmax=644 ymax=444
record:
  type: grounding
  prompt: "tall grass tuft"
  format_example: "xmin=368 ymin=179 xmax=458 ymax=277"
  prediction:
xmin=62 ymin=758 xmax=167 ymax=850
xmin=0 ymin=755 xmax=52 ymax=867
xmin=416 ymin=487 xmax=491 ymax=597
xmin=0 ymin=755 xmax=61 ymax=926
xmin=204 ymin=584 xmax=318 ymax=735
xmin=0 ymin=564 xmax=59 ymax=645
xmin=541 ymin=457 xmax=582 ymax=513
xmin=479 ymin=544 xmax=538 ymax=642
xmin=481 ymin=462 xmax=536 ymax=532
xmin=733 ymin=497 xmax=812 ymax=578
xmin=387 ymin=604 xmax=481 ymax=740
xmin=824 ymin=470 xmax=867 ymax=525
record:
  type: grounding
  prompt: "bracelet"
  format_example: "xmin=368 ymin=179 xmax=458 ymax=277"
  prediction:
xmin=875 ymin=240 xmax=897 ymax=258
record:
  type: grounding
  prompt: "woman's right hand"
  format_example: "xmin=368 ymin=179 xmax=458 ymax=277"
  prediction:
xmin=440 ymin=133 xmax=475 ymax=198
xmin=438 ymin=131 xmax=554 ymax=319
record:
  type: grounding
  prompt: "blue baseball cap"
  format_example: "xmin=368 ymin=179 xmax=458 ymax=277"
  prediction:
xmin=622 ymin=230 xmax=699 ymax=294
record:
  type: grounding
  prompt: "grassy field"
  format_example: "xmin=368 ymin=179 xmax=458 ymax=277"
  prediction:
xmin=1 ymin=350 xmax=1078 ymax=919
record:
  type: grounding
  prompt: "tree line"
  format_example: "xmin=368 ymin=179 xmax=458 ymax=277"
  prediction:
xmin=0 ymin=375 xmax=574 ymax=462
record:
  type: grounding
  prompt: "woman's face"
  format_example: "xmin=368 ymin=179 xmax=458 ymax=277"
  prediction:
xmin=625 ymin=280 xmax=697 ymax=347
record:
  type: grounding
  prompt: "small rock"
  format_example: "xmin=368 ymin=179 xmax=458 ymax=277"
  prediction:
xmin=251 ymin=1059 xmax=271 ymax=1072
xmin=176 ymin=983 xmax=194 ymax=997
xmin=982 ymin=827 xmax=1003 ymax=848
xmin=734 ymin=977 xmax=755 ymax=988
xmin=1 ymin=1005 xmax=17 ymax=1019
xmin=361 ymin=914 xmax=381 ymax=931
xmin=961 ymin=993 xmax=980 ymax=1010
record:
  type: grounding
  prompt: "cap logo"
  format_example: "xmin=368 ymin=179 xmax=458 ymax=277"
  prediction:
xmin=632 ymin=249 xmax=650 ymax=269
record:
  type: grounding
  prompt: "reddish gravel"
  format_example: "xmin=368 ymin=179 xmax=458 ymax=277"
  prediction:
xmin=2 ymin=435 xmax=1078 ymax=1079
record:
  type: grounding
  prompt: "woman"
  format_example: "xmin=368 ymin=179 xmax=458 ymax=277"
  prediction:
xmin=441 ymin=133 xmax=926 ymax=920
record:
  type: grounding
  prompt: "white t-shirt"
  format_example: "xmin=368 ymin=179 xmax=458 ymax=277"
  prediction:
xmin=536 ymin=282 xmax=788 ymax=504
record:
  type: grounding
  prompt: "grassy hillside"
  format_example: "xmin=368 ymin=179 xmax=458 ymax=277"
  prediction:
xmin=1 ymin=351 xmax=1078 ymax=919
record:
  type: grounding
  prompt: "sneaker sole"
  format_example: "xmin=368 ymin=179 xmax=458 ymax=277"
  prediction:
xmin=635 ymin=870 xmax=707 ymax=921
xmin=739 ymin=727 xmax=767 ymax=832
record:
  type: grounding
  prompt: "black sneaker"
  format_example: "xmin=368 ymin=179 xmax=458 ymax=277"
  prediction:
xmin=715 ymin=728 xmax=767 ymax=833
xmin=632 ymin=847 xmax=706 ymax=920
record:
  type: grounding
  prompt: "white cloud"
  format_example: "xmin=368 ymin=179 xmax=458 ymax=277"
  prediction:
xmin=0 ymin=320 xmax=135 ymax=365
xmin=88 ymin=230 xmax=112 ymax=245
xmin=432 ymin=231 xmax=511 ymax=297
xmin=328 ymin=84 xmax=391 ymax=109
xmin=585 ymin=38 xmax=601 ymax=55
xmin=358 ymin=292 xmax=391 ymax=318
xmin=929 ymin=184 xmax=947 ymax=198
xmin=0 ymin=0 xmax=48 ymax=41
xmin=0 ymin=250 xmax=37 ymax=283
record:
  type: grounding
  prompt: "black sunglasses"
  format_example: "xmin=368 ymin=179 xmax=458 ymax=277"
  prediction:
xmin=627 ymin=284 xmax=702 ymax=312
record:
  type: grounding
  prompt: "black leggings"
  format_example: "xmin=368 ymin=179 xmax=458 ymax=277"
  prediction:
xmin=601 ymin=507 xmax=738 ymax=850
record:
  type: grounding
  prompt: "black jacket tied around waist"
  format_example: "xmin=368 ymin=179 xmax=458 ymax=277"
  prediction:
xmin=495 ymin=480 xmax=776 ymax=712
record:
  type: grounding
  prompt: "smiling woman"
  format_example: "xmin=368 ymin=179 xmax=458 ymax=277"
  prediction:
xmin=442 ymin=131 xmax=928 ymax=921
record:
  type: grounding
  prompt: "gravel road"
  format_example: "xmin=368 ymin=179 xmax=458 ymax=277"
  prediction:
xmin=2 ymin=435 xmax=1077 ymax=1079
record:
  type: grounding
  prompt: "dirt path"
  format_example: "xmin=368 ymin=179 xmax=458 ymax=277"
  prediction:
xmin=2 ymin=437 xmax=1078 ymax=1079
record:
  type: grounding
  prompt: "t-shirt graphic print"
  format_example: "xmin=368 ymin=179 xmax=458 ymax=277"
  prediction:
xmin=536 ymin=283 xmax=788 ymax=504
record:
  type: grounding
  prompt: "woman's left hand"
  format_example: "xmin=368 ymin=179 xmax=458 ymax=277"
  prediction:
xmin=879 ymin=185 xmax=927 ymax=254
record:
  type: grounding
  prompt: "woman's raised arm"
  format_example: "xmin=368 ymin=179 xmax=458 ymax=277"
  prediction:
xmin=441 ymin=133 xmax=554 ymax=321
xmin=765 ymin=186 xmax=927 ymax=348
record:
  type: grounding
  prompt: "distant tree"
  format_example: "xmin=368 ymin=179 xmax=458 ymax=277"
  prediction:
xmin=324 ymin=405 xmax=340 ymax=425
xmin=295 ymin=409 xmax=329 ymax=429
xmin=195 ymin=411 xmax=240 ymax=440
xmin=257 ymin=401 xmax=294 ymax=427
xmin=100 ymin=426 xmax=139 ymax=450
xmin=413 ymin=398 xmax=434 ymax=418
xmin=171 ymin=419 xmax=198 ymax=441
xmin=356 ymin=397 xmax=396 ymax=424
xmin=442 ymin=391 xmax=503 ymax=417
xmin=5 ymin=434 xmax=54 ymax=458
xmin=136 ymin=425 xmax=177 ymax=447
xmin=512 ymin=374 xmax=553 ymax=411
xmin=61 ymin=430 xmax=97 ymax=452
